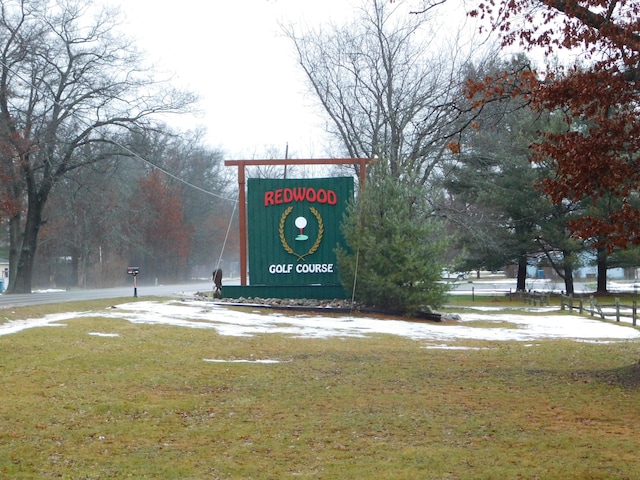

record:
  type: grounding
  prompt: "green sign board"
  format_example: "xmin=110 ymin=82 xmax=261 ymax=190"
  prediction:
xmin=247 ymin=177 xmax=354 ymax=286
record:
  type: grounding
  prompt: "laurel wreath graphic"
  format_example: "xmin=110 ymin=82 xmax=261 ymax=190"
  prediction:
xmin=279 ymin=206 xmax=324 ymax=262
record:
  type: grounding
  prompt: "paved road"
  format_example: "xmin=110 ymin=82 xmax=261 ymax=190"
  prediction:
xmin=0 ymin=276 xmax=602 ymax=309
xmin=0 ymin=282 xmax=216 ymax=309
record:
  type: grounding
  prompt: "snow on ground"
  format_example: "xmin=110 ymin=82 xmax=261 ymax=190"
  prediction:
xmin=449 ymin=278 xmax=640 ymax=295
xmin=1 ymin=300 xmax=639 ymax=344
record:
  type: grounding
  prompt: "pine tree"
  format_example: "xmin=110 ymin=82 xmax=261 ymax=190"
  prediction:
xmin=337 ymin=167 xmax=449 ymax=315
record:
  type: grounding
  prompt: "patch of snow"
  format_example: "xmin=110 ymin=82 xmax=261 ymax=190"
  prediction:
xmin=458 ymin=306 xmax=557 ymax=313
xmin=607 ymin=281 xmax=640 ymax=293
xmin=459 ymin=312 xmax=640 ymax=341
xmin=88 ymin=332 xmax=120 ymax=337
xmin=0 ymin=300 xmax=639 ymax=343
xmin=0 ymin=312 xmax=77 ymax=335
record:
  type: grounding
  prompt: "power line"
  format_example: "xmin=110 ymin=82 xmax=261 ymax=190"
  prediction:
xmin=112 ymin=140 xmax=236 ymax=203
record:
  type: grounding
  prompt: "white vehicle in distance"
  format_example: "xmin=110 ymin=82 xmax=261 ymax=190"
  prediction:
xmin=441 ymin=269 xmax=469 ymax=281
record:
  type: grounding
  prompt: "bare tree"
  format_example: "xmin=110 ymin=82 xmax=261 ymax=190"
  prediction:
xmin=0 ymin=0 xmax=197 ymax=292
xmin=148 ymin=128 xmax=233 ymax=279
xmin=37 ymin=157 xmax=126 ymax=288
xmin=282 ymin=0 xmax=475 ymax=186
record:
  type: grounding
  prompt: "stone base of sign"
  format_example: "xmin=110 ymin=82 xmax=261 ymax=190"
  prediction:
xmin=222 ymin=284 xmax=348 ymax=300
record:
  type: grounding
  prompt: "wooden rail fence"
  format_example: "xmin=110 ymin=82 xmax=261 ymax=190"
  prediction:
xmin=560 ymin=295 xmax=638 ymax=326
xmin=515 ymin=290 xmax=551 ymax=307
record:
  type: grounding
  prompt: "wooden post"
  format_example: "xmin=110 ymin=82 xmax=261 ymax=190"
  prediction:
xmin=633 ymin=300 xmax=637 ymax=326
xmin=569 ymin=294 xmax=573 ymax=311
xmin=238 ymin=164 xmax=247 ymax=285
xmin=616 ymin=297 xmax=620 ymax=322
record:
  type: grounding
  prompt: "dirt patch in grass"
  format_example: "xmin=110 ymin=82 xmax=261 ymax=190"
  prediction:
xmin=452 ymin=319 xmax=521 ymax=329
xmin=586 ymin=361 xmax=640 ymax=389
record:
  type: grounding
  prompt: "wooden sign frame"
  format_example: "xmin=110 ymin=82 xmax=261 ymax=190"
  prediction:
xmin=224 ymin=158 xmax=371 ymax=285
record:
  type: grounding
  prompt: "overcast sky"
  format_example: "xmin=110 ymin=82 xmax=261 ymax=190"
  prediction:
xmin=106 ymin=0 xmax=490 ymax=161
xmin=108 ymin=0 xmax=365 ymax=159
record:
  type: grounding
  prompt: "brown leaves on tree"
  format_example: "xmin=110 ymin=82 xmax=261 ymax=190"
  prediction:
xmin=446 ymin=140 xmax=461 ymax=154
xmin=468 ymin=0 xmax=640 ymax=248
xmin=0 ymin=179 xmax=21 ymax=217
xmin=136 ymin=170 xmax=193 ymax=277
xmin=0 ymin=133 xmax=31 ymax=218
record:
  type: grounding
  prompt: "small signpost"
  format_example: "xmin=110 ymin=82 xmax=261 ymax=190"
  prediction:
xmin=127 ymin=267 xmax=139 ymax=297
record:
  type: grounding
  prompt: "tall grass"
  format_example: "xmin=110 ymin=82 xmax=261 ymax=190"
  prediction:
xmin=0 ymin=300 xmax=639 ymax=478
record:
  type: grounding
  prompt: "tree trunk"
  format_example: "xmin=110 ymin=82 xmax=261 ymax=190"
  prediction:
xmin=79 ymin=243 xmax=91 ymax=288
xmin=7 ymin=213 xmax=22 ymax=292
xmin=539 ymin=245 xmax=575 ymax=295
xmin=9 ymin=193 xmax=45 ymax=294
xmin=516 ymin=253 xmax=527 ymax=291
xmin=71 ymin=247 xmax=80 ymax=288
xmin=596 ymin=245 xmax=608 ymax=294
xmin=563 ymin=255 xmax=575 ymax=295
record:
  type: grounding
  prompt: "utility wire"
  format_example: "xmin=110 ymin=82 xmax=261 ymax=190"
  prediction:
xmin=215 ymin=198 xmax=238 ymax=273
xmin=112 ymin=140 xmax=237 ymax=203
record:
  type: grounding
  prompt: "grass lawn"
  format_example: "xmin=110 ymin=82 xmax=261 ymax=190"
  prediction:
xmin=1 ymin=299 xmax=640 ymax=479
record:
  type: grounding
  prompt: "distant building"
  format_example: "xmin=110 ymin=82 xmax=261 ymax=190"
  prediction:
xmin=0 ymin=258 xmax=8 ymax=291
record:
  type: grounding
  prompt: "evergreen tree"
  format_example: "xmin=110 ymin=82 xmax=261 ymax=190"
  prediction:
xmin=447 ymin=56 xmax=586 ymax=293
xmin=337 ymin=166 xmax=449 ymax=315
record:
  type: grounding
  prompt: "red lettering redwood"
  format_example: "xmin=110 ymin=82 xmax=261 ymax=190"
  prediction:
xmin=264 ymin=187 xmax=338 ymax=206
xmin=225 ymin=158 xmax=372 ymax=285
